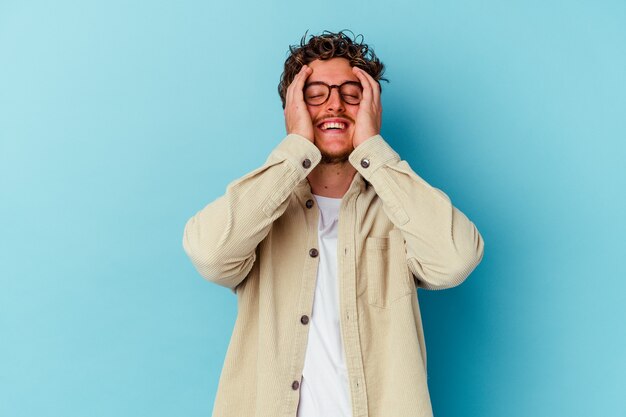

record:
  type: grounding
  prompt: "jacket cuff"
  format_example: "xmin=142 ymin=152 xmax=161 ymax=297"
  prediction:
xmin=272 ymin=134 xmax=322 ymax=175
xmin=348 ymin=134 xmax=401 ymax=180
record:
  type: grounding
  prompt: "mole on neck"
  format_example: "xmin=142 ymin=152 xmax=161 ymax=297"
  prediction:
xmin=307 ymin=162 xmax=357 ymax=198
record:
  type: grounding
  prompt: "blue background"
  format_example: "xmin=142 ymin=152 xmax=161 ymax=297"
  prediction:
xmin=1 ymin=1 xmax=624 ymax=416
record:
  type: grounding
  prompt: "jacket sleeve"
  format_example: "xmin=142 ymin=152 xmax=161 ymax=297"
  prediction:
xmin=182 ymin=134 xmax=321 ymax=293
xmin=348 ymin=135 xmax=485 ymax=290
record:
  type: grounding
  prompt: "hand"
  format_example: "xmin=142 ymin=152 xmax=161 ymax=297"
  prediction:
xmin=351 ymin=67 xmax=382 ymax=147
xmin=284 ymin=65 xmax=315 ymax=142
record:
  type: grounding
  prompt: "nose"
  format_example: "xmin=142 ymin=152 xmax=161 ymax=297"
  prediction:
xmin=324 ymin=87 xmax=345 ymax=112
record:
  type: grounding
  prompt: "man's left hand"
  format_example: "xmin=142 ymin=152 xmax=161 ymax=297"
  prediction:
xmin=352 ymin=67 xmax=382 ymax=148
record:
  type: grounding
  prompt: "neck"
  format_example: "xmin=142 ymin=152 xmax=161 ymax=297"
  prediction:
xmin=307 ymin=161 xmax=357 ymax=198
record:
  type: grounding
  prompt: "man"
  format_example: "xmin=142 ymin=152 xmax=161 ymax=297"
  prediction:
xmin=183 ymin=31 xmax=484 ymax=417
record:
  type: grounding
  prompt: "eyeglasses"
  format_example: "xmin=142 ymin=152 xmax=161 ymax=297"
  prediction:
xmin=303 ymin=81 xmax=363 ymax=106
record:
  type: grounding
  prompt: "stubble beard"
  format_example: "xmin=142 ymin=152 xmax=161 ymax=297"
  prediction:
xmin=320 ymin=148 xmax=352 ymax=164
xmin=316 ymin=133 xmax=354 ymax=165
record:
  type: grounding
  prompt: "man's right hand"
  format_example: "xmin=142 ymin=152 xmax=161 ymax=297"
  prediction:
xmin=284 ymin=65 xmax=315 ymax=143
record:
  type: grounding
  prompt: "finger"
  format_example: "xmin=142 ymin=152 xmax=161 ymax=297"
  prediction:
xmin=287 ymin=66 xmax=307 ymax=100
xmin=356 ymin=67 xmax=380 ymax=105
xmin=286 ymin=65 xmax=310 ymax=108
xmin=352 ymin=67 xmax=373 ymax=104
xmin=363 ymin=71 xmax=382 ymax=127
xmin=286 ymin=67 xmax=302 ymax=107
xmin=353 ymin=67 xmax=382 ymax=130
xmin=286 ymin=66 xmax=305 ymax=105
xmin=368 ymin=74 xmax=381 ymax=107
xmin=292 ymin=65 xmax=311 ymax=103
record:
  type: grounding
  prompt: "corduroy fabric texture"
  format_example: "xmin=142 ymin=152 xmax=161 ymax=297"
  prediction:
xmin=183 ymin=134 xmax=485 ymax=417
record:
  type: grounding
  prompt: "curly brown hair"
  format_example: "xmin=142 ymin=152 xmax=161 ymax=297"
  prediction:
xmin=278 ymin=30 xmax=387 ymax=109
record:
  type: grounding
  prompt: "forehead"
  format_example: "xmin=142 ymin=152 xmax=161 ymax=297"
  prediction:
xmin=307 ymin=57 xmax=359 ymax=83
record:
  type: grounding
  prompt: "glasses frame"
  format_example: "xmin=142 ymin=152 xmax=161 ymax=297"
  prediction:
xmin=303 ymin=81 xmax=363 ymax=106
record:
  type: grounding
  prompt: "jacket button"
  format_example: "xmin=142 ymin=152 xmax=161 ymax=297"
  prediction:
xmin=302 ymin=159 xmax=311 ymax=168
xmin=305 ymin=199 xmax=314 ymax=209
xmin=360 ymin=158 xmax=370 ymax=168
xmin=292 ymin=380 xmax=300 ymax=390
xmin=309 ymin=248 xmax=318 ymax=258
xmin=300 ymin=315 xmax=309 ymax=325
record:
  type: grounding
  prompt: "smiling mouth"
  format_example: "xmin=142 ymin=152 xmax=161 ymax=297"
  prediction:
xmin=318 ymin=121 xmax=348 ymax=132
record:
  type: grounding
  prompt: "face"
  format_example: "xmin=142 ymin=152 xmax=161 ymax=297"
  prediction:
xmin=305 ymin=58 xmax=360 ymax=164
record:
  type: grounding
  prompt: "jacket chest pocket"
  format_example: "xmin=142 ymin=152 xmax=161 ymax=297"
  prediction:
xmin=365 ymin=230 xmax=415 ymax=308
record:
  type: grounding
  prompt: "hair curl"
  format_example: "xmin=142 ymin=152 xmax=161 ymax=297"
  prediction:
xmin=278 ymin=30 xmax=387 ymax=109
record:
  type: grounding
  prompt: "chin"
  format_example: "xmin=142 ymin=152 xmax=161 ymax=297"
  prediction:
xmin=319 ymin=147 xmax=353 ymax=164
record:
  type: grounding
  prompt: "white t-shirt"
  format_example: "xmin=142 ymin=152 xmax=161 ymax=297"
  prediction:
xmin=297 ymin=194 xmax=352 ymax=417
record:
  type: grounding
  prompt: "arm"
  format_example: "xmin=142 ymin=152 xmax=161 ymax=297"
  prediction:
xmin=183 ymin=65 xmax=319 ymax=293
xmin=349 ymin=135 xmax=484 ymax=290
xmin=349 ymin=67 xmax=484 ymax=290
xmin=182 ymin=134 xmax=321 ymax=292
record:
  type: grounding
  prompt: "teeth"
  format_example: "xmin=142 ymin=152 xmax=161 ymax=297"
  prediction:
xmin=321 ymin=122 xmax=345 ymax=130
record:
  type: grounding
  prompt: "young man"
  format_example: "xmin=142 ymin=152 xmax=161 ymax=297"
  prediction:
xmin=183 ymin=31 xmax=485 ymax=417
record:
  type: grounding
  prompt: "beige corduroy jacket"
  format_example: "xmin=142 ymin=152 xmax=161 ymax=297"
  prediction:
xmin=182 ymin=133 xmax=485 ymax=417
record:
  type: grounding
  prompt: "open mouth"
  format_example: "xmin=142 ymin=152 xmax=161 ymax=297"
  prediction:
xmin=317 ymin=120 xmax=348 ymax=133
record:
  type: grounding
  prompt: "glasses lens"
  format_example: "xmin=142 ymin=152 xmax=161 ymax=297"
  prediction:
xmin=303 ymin=84 xmax=328 ymax=105
xmin=340 ymin=83 xmax=362 ymax=104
